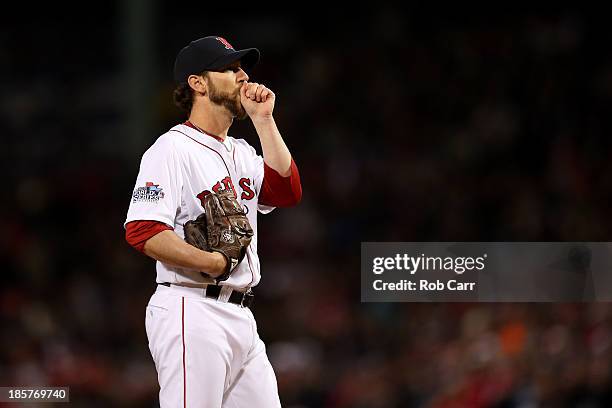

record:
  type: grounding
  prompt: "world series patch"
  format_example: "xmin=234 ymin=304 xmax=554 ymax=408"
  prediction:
xmin=132 ymin=182 xmax=165 ymax=203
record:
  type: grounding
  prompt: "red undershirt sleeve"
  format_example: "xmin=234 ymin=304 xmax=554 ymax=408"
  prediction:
xmin=125 ymin=220 xmax=174 ymax=253
xmin=259 ymin=158 xmax=302 ymax=207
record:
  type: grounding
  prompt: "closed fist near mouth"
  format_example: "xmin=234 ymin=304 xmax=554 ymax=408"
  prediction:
xmin=240 ymin=81 xmax=275 ymax=119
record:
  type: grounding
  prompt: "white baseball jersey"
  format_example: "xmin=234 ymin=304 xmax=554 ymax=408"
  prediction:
xmin=124 ymin=123 xmax=274 ymax=289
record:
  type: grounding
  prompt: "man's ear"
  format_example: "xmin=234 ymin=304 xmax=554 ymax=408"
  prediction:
xmin=187 ymin=75 xmax=207 ymax=96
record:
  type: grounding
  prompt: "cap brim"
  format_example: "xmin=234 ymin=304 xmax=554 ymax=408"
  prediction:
xmin=209 ymin=48 xmax=260 ymax=71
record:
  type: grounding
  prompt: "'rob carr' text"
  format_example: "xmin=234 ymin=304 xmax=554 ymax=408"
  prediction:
xmin=373 ymin=279 xmax=476 ymax=291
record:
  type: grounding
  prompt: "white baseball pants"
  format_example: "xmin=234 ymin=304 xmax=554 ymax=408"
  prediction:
xmin=145 ymin=284 xmax=281 ymax=407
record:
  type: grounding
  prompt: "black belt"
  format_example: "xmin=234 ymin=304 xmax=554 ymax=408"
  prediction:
xmin=159 ymin=282 xmax=254 ymax=308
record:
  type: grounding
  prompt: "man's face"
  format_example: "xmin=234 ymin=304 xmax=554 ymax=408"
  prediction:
xmin=205 ymin=61 xmax=249 ymax=120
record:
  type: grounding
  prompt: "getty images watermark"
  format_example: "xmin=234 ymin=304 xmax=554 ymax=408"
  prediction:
xmin=372 ymin=253 xmax=487 ymax=291
xmin=361 ymin=243 xmax=612 ymax=302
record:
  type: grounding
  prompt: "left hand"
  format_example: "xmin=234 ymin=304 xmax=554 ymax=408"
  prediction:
xmin=240 ymin=81 xmax=275 ymax=120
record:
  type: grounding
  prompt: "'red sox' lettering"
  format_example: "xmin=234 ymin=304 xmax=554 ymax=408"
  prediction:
xmin=239 ymin=178 xmax=255 ymax=200
xmin=197 ymin=177 xmax=255 ymax=207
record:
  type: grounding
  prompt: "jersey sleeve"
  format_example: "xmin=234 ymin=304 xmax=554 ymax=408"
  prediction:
xmin=243 ymin=145 xmax=275 ymax=214
xmin=125 ymin=220 xmax=174 ymax=252
xmin=250 ymin=153 xmax=275 ymax=214
xmin=124 ymin=134 xmax=183 ymax=227
xmin=259 ymin=159 xmax=302 ymax=207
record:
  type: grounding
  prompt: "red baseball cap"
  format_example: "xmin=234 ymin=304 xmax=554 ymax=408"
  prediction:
xmin=173 ymin=36 xmax=260 ymax=83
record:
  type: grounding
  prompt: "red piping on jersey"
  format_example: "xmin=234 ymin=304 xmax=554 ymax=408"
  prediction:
xmin=184 ymin=121 xmax=225 ymax=143
xmin=182 ymin=297 xmax=186 ymax=408
xmin=125 ymin=220 xmax=173 ymax=252
xmin=171 ymin=130 xmax=234 ymax=180
xmin=233 ymin=148 xmax=237 ymax=174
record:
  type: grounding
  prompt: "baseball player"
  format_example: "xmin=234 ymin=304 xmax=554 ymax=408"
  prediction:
xmin=124 ymin=36 xmax=302 ymax=407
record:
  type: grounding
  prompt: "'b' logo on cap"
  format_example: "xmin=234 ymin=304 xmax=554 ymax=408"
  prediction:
xmin=216 ymin=37 xmax=234 ymax=50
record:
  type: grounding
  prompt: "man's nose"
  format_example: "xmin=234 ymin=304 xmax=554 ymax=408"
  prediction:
xmin=237 ymin=68 xmax=249 ymax=82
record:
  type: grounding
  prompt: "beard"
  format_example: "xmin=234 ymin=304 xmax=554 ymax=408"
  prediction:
xmin=207 ymin=80 xmax=247 ymax=120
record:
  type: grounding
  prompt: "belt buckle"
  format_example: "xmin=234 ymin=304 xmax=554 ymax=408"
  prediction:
xmin=240 ymin=289 xmax=254 ymax=308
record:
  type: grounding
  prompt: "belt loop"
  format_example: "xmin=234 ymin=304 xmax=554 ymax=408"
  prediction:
xmin=219 ymin=286 xmax=233 ymax=302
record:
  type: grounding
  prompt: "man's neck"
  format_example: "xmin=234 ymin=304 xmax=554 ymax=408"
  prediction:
xmin=188 ymin=105 xmax=233 ymax=140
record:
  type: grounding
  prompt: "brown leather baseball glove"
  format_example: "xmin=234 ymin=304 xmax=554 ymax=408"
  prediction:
xmin=184 ymin=189 xmax=254 ymax=282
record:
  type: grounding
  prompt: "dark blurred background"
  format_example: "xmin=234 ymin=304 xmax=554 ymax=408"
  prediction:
xmin=2 ymin=3 xmax=612 ymax=407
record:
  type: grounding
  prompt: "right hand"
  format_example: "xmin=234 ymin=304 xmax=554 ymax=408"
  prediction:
xmin=240 ymin=81 xmax=275 ymax=120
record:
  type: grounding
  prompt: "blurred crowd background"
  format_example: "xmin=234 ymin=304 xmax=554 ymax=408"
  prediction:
xmin=2 ymin=3 xmax=612 ymax=407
